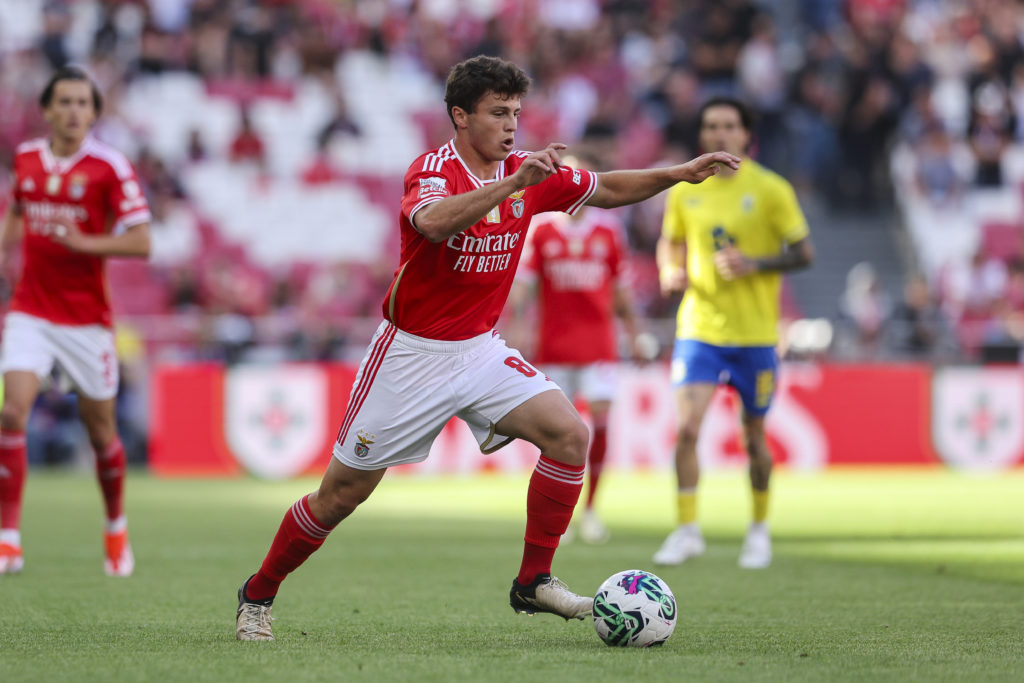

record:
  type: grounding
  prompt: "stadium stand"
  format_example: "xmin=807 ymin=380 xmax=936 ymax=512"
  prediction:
xmin=3 ymin=0 xmax=1024 ymax=380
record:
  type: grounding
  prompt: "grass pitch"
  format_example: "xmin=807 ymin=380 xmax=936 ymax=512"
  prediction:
xmin=2 ymin=467 xmax=1022 ymax=682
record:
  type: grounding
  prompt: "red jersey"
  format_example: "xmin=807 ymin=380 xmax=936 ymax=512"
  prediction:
xmin=519 ymin=208 xmax=628 ymax=364
xmin=8 ymin=136 xmax=150 ymax=327
xmin=385 ymin=141 xmax=597 ymax=340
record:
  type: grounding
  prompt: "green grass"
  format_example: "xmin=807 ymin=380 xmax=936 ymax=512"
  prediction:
xmin=2 ymin=468 xmax=1023 ymax=682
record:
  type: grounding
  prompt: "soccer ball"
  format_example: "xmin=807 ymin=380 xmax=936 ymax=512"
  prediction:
xmin=592 ymin=569 xmax=676 ymax=647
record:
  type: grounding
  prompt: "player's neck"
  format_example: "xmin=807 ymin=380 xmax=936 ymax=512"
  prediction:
xmin=49 ymin=134 xmax=87 ymax=159
xmin=453 ymin=138 xmax=500 ymax=180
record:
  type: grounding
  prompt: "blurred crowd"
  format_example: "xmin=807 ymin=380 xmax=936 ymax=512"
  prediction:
xmin=1 ymin=0 xmax=1024 ymax=385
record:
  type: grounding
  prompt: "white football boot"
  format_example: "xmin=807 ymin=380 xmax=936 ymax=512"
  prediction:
xmin=236 ymin=576 xmax=275 ymax=641
xmin=579 ymin=509 xmax=609 ymax=545
xmin=738 ymin=522 xmax=772 ymax=569
xmin=652 ymin=524 xmax=706 ymax=566
xmin=510 ymin=574 xmax=592 ymax=620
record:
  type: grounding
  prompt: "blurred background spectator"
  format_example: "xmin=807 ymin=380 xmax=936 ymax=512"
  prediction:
xmin=2 ymin=0 xmax=1024 ymax=464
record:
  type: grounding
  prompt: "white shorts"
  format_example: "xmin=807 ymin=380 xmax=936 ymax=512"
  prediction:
xmin=541 ymin=362 xmax=619 ymax=404
xmin=0 ymin=312 xmax=119 ymax=400
xmin=333 ymin=321 xmax=559 ymax=470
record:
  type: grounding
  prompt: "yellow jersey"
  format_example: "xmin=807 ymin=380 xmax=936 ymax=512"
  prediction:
xmin=662 ymin=159 xmax=808 ymax=346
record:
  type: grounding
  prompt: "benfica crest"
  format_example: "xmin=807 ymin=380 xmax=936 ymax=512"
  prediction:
xmin=932 ymin=368 xmax=1024 ymax=471
xmin=69 ymin=174 xmax=88 ymax=200
xmin=225 ymin=365 xmax=328 ymax=479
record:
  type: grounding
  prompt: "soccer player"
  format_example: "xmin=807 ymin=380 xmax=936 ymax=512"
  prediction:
xmin=235 ymin=55 xmax=739 ymax=640
xmin=652 ymin=97 xmax=814 ymax=570
xmin=512 ymin=158 xmax=642 ymax=544
xmin=0 ymin=66 xmax=151 ymax=577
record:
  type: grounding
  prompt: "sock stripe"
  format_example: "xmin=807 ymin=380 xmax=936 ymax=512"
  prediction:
xmin=0 ymin=433 xmax=27 ymax=448
xmin=537 ymin=455 xmax=584 ymax=474
xmin=535 ymin=457 xmax=584 ymax=485
xmin=291 ymin=498 xmax=331 ymax=539
xmin=102 ymin=437 xmax=123 ymax=459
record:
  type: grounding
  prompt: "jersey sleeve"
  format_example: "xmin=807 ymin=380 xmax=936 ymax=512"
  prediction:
xmin=109 ymin=165 xmax=151 ymax=235
xmin=768 ymin=176 xmax=809 ymax=244
xmin=401 ymin=158 xmax=455 ymax=228
xmin=532 ymin=165 xmax=597 ymax=216
xmin=661 ymin=184 xmax=687 ymax=242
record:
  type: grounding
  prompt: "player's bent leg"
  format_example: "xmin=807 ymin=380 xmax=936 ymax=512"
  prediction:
xmin=0 ymin=371 xmax=41 ymax=575
xmin=496 ymin=389 xmax=589 ymax=467
xmin=739 ymin=413 xmax=773 ymax=569
xmin=496 ymin=391 xmax=592 ymax=620
xmin=79 ymin=395 xmax=133 ymax=577
xmin=237 ymin=459 xmax=386 ymax=641
xmin=307 ymin=457 xmax=388 ymax=527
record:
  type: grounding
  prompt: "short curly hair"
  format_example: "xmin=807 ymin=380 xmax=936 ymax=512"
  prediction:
xmin=444 ymin=55 xmax=530 ymax=128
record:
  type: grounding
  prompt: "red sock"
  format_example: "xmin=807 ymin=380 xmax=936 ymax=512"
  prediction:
xmin=518 ymin=455 xmax=584 ymax=585
xmin=95 ymin=437 xmax=126 ymax=522
xmin=246 ymin=495 xmax=334 ymax=601
xmin=585 ymin=422 xmax=608 ymax=509
xmin=0 ymin=430 xmax=27 ymax=533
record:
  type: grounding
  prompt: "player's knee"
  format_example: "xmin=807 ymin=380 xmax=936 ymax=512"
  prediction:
xmin=677 ymin=420 xmax=701 ymax=447
xmin=0 ymin=403 xmax=30 ymax=432
xmin=315 ymin=493 xmax=358 ymax=527
xmin=83 ymin=419 xmax=117 ymax=451
xmin=317 ymin=481 xmax=373 ymax=525
xmin=741 ymin=425 xmax=770 ymax=461
xmin=545 ymin=418 xmax=589 ymax=467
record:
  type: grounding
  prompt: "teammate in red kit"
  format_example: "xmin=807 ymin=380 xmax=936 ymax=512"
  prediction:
xmin=235 ymin=55 xmax=739 ymax=640
xmin=512 ymin=160 xmax=642 ymax=544
xmin=0 ymin=66 xmax=151 ymax=577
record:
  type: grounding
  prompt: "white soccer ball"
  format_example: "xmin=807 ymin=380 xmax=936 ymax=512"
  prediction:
xmin=592 ymin=569 xmax=677 ymax=647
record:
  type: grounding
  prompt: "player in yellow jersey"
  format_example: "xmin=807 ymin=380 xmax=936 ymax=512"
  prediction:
xmin=653 ymin=97 xmax=814 ymax=569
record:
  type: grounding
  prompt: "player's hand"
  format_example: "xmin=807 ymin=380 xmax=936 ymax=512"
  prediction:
xmin=659 ymin=264 xmax=688 ymax=296
xmin=512 ymin=143 xmax=567 ymax=188
xmin=48 ymin=217 xmax=89 ymax=253
xmin=713 ymin=245 xmax=755 ymax=280
xmin=678 ymin=151 xmax=741 ymax=184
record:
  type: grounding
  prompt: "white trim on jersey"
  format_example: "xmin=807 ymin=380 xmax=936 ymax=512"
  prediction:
xmin=82 ymin=137 xmax=136 ymax=179
xmin=449 ymin=140 xmax=507 ymax=189
xmin=37 ymin=137 xmax=91 ymax=174
xmin=112 ymin=209 xmax=152 ymax=236
xmin=15 ymin=138 xmax=47 ymax=157
xmin=565 ymin=170 xmax=598 ymax=216
xmin=408 ymin=195 xmax=445 ymax=226
xmin=421 ymin=141 xmax=456 ymax=174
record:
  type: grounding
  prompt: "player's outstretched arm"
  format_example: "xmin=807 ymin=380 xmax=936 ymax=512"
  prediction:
xmin=414 ymin=144 xmax=566 ymax=243
xmin=50 ymin=217 xmax=151 ymax=258
xmin=587 ymin=152 xmax=741 ymax=209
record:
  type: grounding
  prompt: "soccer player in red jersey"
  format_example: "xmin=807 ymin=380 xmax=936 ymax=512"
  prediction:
xmin=513 ymin=164 xmax=642 ymax=544
xmin=0 ymin=67 xmax=151 ymax=577
xmin=235 ymin=55 xmax=739 ymax=640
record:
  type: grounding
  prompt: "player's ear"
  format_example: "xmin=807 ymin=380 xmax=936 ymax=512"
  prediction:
xmin=451 ymin=105 xmax=470 ymax=129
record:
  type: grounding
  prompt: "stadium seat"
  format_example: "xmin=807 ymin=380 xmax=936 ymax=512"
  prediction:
xmin=981 ymin=221 xmax=1024 ymax=262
